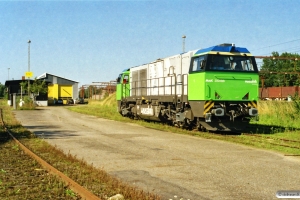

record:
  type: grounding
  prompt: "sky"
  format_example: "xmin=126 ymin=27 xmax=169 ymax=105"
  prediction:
xmin=1 ymin=0 xmax=300 ymax=86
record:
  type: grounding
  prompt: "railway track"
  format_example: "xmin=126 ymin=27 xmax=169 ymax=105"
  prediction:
xmin=237 ymin=124 xmax=299 ymax=156
xmin=0 ymin=108 xmax=101 ymax=200
xmin=244 ymin=124 xmax=300 ymax=154
xmin=199 ymin=123 xmax=300 ymax=156
xmin=242 ymin=133 xmax=300 ymax=153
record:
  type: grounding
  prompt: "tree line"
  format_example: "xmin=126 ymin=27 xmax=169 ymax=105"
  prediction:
xmin=259 ymin=52 xmax=300 ymax=87
xmin=0 ymin=83 xmax=5 ymax=98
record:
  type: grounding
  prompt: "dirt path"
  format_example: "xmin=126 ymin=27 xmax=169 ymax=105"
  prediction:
xmin=13 ymin=106 xmax=300 ymax=200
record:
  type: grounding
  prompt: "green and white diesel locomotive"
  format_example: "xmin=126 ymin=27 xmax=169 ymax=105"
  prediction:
xmin=116 ymin=43 xmax=259 ymax=132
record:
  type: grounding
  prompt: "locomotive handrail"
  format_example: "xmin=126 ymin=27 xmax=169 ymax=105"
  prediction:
xmin=130 ymin=74 xmax=188 ymax=98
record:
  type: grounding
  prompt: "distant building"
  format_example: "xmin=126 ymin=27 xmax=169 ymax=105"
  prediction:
xmin=37 ymin=73 xmax=79 ymax=105
xmin=5 ymin=72 xmax=79 ymax=106
xmin=4 ymin=79 xmax=38 ymax=106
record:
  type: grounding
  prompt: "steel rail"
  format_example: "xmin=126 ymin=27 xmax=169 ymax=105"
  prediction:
xmin=243 ymin=133 xmax=300 ymax=143
xmin=0 ymin=109 xmax=101 ymax=200
xmin=242 ymin=133 xmax=300 ymax=150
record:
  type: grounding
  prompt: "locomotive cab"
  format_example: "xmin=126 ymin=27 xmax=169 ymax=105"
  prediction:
xmin=188 ymin=44 xmax=259 ymax=131
xmin=116 ymin=69 xmax=130 ymax=115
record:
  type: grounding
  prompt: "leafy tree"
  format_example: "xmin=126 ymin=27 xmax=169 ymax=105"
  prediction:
xmin=30 ymin=78 xmax=48 ymax=95
xmin=20 ymin=81 xmax=27 ymax=98
xmin=0 ymin=83 xmax=5 ymax=97
xmin=20 ymin=79 xmax=47 ymax=95
xmin=20 ymin=78 xmax=48 ymax=103
xmin=260 ymin=51 xmax=300 ymax=87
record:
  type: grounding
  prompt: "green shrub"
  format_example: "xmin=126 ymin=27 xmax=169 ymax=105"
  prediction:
xmin=19 ymin=96 xmax=36 ymax=110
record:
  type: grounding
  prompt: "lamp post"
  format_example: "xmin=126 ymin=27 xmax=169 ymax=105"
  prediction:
xmin=28 ymin=40 xmax=31 ymax=96
xmin=8 ymin=68 xmax=10 ymax=80
xmin=182 ymin=35 xmax=186 ymax=53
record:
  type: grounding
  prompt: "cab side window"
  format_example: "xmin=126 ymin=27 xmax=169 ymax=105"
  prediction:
xmin=123 ymin=75 xmax=129 ymax=84
xmin=191 ymin=56 xmax=205 ymax=72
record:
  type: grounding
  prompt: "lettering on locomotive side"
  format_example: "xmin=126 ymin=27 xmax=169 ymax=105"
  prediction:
xmin=141 ymin=107 xmax=154 ymax=115
xmin=245 ymin=80 xmax=257 ymax=84
xmin=206 ymin=79 xmax=225 ymax=82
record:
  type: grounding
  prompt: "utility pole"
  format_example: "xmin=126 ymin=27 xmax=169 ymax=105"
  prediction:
xmin=28 ymin=40 xmax=31 ymax=97
xmin=7 ymin=68 xmax=10 ymax=80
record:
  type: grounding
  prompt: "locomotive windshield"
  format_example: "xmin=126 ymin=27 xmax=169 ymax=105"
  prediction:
xmin=116 ymin=74 xmax=122 ymax=83
xmin=190 ymin=54 xmax=258 ymax=73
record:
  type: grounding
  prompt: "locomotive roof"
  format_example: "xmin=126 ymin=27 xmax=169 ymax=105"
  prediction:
xmin=194 ymin=44 xmax=250 ymax=56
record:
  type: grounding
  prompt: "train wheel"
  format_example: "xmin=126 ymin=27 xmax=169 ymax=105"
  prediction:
xmin=199 ymin=125 xmax=207 ymax=132
xmin=183 ymin=118 xmax=193 ymax=130
xmin=196 ymin=118 xmax=206 ymax=132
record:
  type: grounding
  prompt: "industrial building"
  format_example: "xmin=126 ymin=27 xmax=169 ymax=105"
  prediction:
xmin=5 ymin=72 xmax=78 ymax=106
xmin=37 ymin=73 xmax=79 ymax=105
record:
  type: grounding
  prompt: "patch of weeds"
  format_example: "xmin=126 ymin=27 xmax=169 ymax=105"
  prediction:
xmin=12 ymin=144 xmax=19 ymax=151
xmin=66 ymin=189 xmax=76 ymax=197
xmin=0 ymin=140 xmax=82 ymax=199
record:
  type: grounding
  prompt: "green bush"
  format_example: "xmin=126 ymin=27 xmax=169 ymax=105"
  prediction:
xmin=19 ymin=96 xmax=36 ymax=110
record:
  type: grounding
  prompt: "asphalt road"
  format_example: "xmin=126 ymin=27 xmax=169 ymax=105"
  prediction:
xmin=13 ymin=106 xmax=300 ymax=200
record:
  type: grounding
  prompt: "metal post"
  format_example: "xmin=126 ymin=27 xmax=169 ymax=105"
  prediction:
xmin=182 ymin=35 xmax=186 ymax=53
xmin=28 ymin=40 xmax=31 ymax=97
xmin=13 ymin=93 xmax=17 ymax=110
xmin=7 ymin=68 xmax=10 ymax=80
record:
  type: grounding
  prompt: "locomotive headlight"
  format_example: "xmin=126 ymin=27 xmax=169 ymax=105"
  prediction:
xmin=212 ymin=108 xmax=224 ymax=116
xmin=249 ymin=108 xmax=258 ymax=116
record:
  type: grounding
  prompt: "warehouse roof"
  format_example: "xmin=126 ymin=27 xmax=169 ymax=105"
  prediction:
xmin=37 ymin=72 xmax=78 ymax=83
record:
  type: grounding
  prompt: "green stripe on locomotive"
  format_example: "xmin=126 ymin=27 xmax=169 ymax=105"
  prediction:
xmin=188 ymin=71 xmax=259 ymax=101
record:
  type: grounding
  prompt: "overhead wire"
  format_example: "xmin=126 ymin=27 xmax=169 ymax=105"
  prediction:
xmin=252 ymin=39 xmax=300 ymax=56
xmin=275 ymin=45 xmax=300 ymax=54
xmin=252 ymin=38 xmax=300 ymax=51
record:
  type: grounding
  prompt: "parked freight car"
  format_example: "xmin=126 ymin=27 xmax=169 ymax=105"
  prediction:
xmin=116 ymin=43 xmax=259 ymax=132
xmin=259 ymin=86 xmax=299 ymax=100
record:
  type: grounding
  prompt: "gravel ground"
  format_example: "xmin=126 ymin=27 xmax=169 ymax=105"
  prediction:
xmin=13 ymin=106 xmax=300 ymax=200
